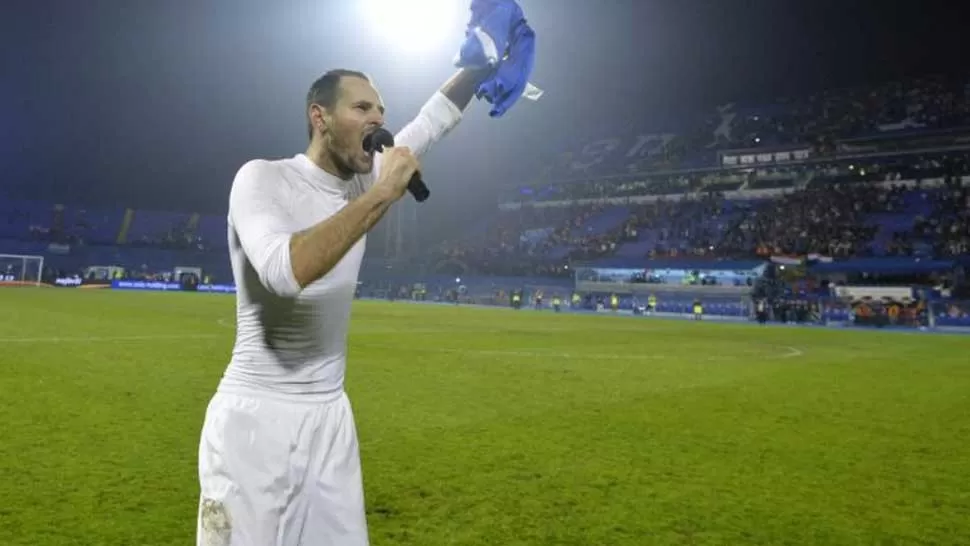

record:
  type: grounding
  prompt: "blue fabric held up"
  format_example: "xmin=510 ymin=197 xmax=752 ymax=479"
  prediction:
xmin=454 ymin=0 xmax=539 ymax=117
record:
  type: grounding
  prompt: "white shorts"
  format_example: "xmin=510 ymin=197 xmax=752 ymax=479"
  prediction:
xmin=196 ymin=390 xmax=368 ymax=546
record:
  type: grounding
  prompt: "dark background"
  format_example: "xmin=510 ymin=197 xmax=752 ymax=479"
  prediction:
xmin=3 ymin=0 xmax=967 ymax=234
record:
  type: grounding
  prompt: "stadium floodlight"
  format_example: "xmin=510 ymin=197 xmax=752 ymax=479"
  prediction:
xmin=358 ymin=0 xmax=466 ymax=55
xmin=0 ymin=254 xmax=44 ymax=287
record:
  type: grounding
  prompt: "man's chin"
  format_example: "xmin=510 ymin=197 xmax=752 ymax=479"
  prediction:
xmin=355 ymin=156 xmax=375 ymax=175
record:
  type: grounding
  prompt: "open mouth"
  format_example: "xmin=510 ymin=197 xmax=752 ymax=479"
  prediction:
xmin=361 ymin=132 xmax=376 ymax=156
xmin=360 ymin=140 xmax=375 ymax=162
xmin=361 ymin=127 xmax=389 ymax=156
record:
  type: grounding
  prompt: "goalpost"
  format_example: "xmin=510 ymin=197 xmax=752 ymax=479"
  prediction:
xmin=0 ymin=254 xmax=45 ymax=286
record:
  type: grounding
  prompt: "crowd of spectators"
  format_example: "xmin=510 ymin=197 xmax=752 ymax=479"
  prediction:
xmin=524 ymin=75 xmax=970 ymax=187
xmin=436 ymin=170 xmax=968 ymax=275
xmin=430 ymin=204 xmax=604 ymax=276
xmin=718 ymin=184 xmax=882 ymax=258
xmin=724 ymin=76 xmax=970 ymax=152
xmin=619 ymin=194 xmax=731 ymax=258
xmin=888 ymin=179 xmax=970 ymax=258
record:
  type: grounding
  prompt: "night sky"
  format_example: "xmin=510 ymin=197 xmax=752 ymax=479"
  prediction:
xmin=2 ymin=0 xmax=967 ymax=226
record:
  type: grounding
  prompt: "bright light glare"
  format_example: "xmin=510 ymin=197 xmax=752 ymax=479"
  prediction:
xmin=359 ymin=0 xmax=467 ymax=54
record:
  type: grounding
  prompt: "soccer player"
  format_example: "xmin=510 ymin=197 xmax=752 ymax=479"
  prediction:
xmin=196 ymin=67 xmax=488 ymax=546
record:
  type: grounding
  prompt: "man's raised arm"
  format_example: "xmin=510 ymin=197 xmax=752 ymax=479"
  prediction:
xmin=391 ymin=68 xmax=492 ymax=157
xmin=441 ymin=67 xmax=493 ymax=112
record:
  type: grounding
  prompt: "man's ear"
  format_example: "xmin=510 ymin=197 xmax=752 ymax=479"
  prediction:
xmin=311 ymin=104 xmax=331 ymax=134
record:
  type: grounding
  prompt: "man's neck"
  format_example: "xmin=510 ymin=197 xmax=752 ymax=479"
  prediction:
xmin=304 ymin=142 xmax=353 ymax=181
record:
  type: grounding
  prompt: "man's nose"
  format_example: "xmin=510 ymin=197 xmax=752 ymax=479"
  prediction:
xmin=368 ymin=110 xmax=384 ymax=128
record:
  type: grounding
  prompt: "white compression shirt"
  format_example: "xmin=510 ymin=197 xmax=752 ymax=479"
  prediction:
xmin=218 ymin=91 xmax=462 ymax=401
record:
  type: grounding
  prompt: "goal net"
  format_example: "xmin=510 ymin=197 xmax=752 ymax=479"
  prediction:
xmin=0 ymin=254 xmax=44 ymax=286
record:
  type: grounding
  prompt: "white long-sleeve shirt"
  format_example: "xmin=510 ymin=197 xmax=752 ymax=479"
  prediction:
xmin=218 ymin=91 xmax=462 ymax=401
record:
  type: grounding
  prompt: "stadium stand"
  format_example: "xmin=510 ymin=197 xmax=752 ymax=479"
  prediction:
xmin=3 ymin=75 xmax=969 ymax=329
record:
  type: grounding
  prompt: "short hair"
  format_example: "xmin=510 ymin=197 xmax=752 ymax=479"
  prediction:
xmin=306 ymin=69 xmax=370 ymax=139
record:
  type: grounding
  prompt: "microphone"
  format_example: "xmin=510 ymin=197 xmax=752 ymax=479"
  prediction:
xmin=361 ymin=128 xmax=430 ymax=202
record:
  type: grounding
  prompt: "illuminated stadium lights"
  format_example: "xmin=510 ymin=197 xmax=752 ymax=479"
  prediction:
xmin=358 ymin=0 xmax=467 ymax=54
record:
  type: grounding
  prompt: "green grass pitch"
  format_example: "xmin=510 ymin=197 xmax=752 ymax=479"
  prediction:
xmin=1 ymin=288 xmax=969 ymax=545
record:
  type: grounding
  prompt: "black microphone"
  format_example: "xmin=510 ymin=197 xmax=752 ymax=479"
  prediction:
xmin=361 ymin=128 xmax=430 ymax=202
